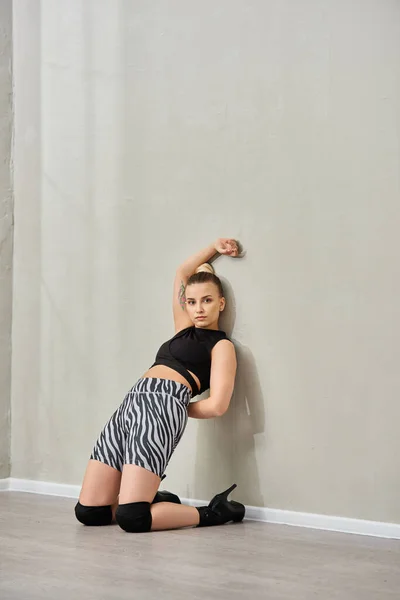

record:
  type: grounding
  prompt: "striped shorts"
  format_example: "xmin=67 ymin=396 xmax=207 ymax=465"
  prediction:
xmin=90 ymin=377 xmax=191 ymax=478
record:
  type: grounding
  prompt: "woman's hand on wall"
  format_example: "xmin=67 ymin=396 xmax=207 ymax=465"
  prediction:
xmin=214 ymin=238 xmax=241 ymax=257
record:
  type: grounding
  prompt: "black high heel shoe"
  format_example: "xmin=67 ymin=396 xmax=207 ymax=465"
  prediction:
xmin=152 ymin=490 xmax=181 ymax=504
xmin=152 ymin=474 xmax=181 ymax=505
xmin=196 ymin=483 xmax=245 ymax=527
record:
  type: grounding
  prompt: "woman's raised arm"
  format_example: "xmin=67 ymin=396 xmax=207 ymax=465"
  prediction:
xmin=172 ymin=239 xmax=239 ymax=332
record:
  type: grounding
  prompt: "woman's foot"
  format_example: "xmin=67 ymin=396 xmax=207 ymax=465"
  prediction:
xmin=152 ymin=490 xmax=181 ymax=504
xmin=153 ymin=475 xmax=181 ymax=504
xmin=196 ymin=484 xmax=245 ymax=527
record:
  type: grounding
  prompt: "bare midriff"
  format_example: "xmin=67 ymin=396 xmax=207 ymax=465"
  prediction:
xmin=141 ymin=364 xmax=200 ymax=395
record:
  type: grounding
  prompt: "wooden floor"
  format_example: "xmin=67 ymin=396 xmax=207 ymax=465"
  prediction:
xmin=1 ymin=492 xmax=400 ymax=600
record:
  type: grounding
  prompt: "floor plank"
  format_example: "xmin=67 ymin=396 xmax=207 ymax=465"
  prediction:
xmin=1 ymin=492 xmax=400 ymax=599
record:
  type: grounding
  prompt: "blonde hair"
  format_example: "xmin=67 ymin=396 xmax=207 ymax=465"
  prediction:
xmin=195 ymin=263 xmax=215 ymax=275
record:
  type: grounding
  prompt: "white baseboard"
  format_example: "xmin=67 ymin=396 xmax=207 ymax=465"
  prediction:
xmin=3 ymin=478 xmax=81 ymax=499
xmin=1 ymin=477 xmax=400 ymax=540
xmin=0 ymin=478 xmax=11 ymax=491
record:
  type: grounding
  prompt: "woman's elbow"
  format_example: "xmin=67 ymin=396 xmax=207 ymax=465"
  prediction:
xmin=213 ymin=401 xmax=230 ymax=418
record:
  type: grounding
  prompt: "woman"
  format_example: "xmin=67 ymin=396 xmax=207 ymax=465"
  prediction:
xmin=75 ymin=238 xmax=245 ymax=532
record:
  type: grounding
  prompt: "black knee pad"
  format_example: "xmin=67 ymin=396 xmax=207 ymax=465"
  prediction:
xmin=75 ymin=501 xmax=113 ymax=526
xmin=115 ymin=502 xmax=152 ymax=533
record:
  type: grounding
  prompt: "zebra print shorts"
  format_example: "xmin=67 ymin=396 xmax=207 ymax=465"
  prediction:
xmin=90 ymin=377 xmax=191 ymax=478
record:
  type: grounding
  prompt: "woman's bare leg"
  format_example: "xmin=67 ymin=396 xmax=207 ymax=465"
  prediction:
xmin=78 ymin=459 xmax=121 ymax=517
xmin=118 ymin=463 xmax=159 ymax=503
xmin=119 ymin=464 xmax=200 ymax=530
xmin=150 ymin=502 xmax=200 ymax=530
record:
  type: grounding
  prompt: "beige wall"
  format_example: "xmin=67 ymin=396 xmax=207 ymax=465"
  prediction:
xmin=0 ymin=0 xmax=13 ymax=479
xmin=11 ymin=0 xmax=400 ymax=523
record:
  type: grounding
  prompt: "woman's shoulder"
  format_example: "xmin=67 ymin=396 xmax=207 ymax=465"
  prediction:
xmin=197 ymin=329 xmax=230 ymax=353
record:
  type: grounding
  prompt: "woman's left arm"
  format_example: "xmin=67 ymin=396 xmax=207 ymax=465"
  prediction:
xmin=187 ymin=340 xmax=237 ymax=419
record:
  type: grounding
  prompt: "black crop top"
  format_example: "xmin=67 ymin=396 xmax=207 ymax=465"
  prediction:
xmin=150 ymin=326 xmax=228 ymax=396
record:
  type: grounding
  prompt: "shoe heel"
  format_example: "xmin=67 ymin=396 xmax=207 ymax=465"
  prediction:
xmin=213 ymin=483 xmax=237 ymax=502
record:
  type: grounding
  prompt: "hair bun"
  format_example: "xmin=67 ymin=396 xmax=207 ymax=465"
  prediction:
xmin=195 ymin=263 xmax=215 ymax=275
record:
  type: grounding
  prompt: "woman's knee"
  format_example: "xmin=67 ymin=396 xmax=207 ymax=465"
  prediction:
xmin=115 ymin=501 xmax=152 ymax=533
xmin=74 ymin=501 xmax=113 ymax=526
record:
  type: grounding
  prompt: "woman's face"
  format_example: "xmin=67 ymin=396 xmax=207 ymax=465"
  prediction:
xmin=185 ymin=282 xmax=225 ymax=328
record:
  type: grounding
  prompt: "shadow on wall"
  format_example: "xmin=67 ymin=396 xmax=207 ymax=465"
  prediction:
xmin=193 ymin=277 xmax=266 ymax=507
